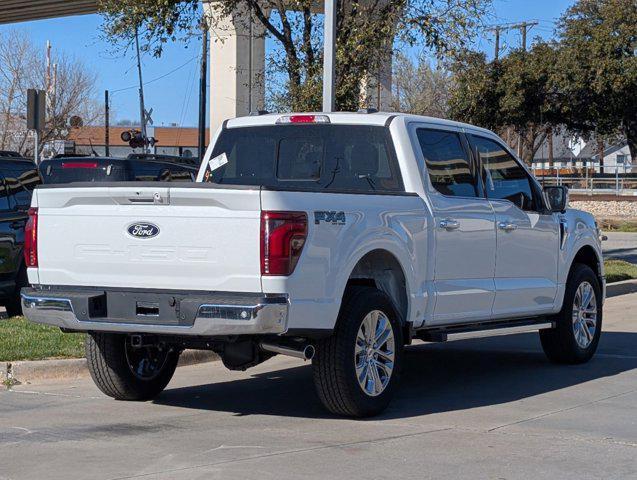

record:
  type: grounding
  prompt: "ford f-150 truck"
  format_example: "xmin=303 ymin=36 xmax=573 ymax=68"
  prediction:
xmin=22 ymin=112 xmax=605 ymax=417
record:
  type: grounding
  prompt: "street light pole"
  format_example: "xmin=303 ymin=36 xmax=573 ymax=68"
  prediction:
xmin=322 ymin=0 xmax=336 ymax=112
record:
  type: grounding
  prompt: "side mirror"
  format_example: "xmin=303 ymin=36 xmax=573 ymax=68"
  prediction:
xmin=544 ymin=186 xmax=569 ymax=213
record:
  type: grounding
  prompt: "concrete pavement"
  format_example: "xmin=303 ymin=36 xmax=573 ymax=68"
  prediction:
xmin=603 ymin=232 xmax=637 ymax=263
xmin=1 ymin=293 xmax=636 ymax=480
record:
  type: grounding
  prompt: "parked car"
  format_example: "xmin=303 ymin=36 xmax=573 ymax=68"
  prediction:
xmin=38 ymin=156 xmax=197 ymax=184
xmin=0 ymin=156 xmax=40 ymax=316
xmin=22 ymin=112 xmax=604 ymax=416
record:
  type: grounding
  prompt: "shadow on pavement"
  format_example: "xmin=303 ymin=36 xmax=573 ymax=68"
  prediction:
xmin=154 ymin=331 xmax=637 ymax=420
xmin=604 ymin=247 xmax=637 ymax=264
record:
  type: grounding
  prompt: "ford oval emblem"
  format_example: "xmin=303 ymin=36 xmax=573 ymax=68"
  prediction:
xmin=127 ymin=222 xmax=160 ymax=239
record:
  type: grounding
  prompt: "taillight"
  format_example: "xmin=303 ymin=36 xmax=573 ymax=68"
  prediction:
xmin=260 ymin=211 xmax=308 ymax=276
xmin=62 ymin=162 xmax=98 ymax=169
xmin=24 ymin=207 xmax=38 ymax=267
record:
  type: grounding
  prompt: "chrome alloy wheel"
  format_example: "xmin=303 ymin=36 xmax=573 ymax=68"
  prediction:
xmin=572 ymin=281 xmax=598 ymax=349
xmin=355 ymin=310 xmax=395 ymax=397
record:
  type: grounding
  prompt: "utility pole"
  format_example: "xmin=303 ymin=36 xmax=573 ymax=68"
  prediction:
xmin=487 ymin=21 xmax=538 ymax=58
xmin=494 ymin=27 xmax=500 ymax=60
xmin=134 ymin=26 xmax=148 ymax=152
xmin=198 ymin=19 xmax=208 ymax=159
xmin=322 ymin=0 xmax=336 ymax=112
xmin=521 ymin=24 xmax=528 ymax=51
xmin=105 ymin=90 xmax=110 ymax=157
xmin=248 ymin=4 xmax=253 ymax=113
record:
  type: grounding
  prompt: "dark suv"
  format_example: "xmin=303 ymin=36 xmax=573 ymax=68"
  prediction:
xmin=39 ymin=155 xmax=197 ymax=184
xmin=0 ymin=157 xmax=40 ymax=316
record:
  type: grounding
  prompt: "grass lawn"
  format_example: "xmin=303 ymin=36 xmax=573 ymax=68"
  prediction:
xmin=599 ymin=221 xmax=637 ymax=233
xmin=604 ymin=259 xmax=637 ymax=284
xmin=0 ymin=316 xmax=85 ymax=362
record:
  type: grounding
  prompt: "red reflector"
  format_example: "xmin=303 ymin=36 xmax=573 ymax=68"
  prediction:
xmin=62 ymin=162 xmax=98 ymax=169
xmin=24 ymin=207 xmax=38 ymax=267
xmin=260 ymin=211 xmax=308 ymax=276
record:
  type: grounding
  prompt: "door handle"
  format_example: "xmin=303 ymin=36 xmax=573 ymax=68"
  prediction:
xmin=439 ymin=218 xmax=460 ymax=231
xmin=498 ymin=221 xmax=518 ymax=232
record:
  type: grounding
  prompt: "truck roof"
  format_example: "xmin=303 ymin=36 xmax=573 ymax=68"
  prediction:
xmin=225 ymin=111 xmax=494 ymax=136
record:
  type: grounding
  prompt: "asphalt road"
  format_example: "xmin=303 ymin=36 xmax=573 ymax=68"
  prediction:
xmin=603 ymin=232 xmax=637 ymax=263
xmin=1 ymin=293 xmax=636 ymax=480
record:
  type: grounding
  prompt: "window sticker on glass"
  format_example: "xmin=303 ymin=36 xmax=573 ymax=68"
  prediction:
xmin=208 ymin=152 xmax=229 ymax=172
xmin=204 ymin=152 xmax=229 ymax=182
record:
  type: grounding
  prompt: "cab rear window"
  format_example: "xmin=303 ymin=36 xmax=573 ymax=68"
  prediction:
xmin=205 ymin=125 xmax=404 ymax=193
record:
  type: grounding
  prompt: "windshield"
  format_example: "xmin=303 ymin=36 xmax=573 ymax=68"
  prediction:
xmin=204 ymin=125 xmax=404 ymax=193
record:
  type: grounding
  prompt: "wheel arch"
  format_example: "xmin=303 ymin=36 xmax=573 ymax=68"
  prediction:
xmin=570 ymin=244 xmax=603 ymax=288
xmin=341 ymin=248 xmax=411 ymax=331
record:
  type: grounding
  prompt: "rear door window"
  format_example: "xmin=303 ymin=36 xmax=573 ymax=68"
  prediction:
xmin=206 ymin=125 xmax=404 ymax=193
xmin=4 ymin=163 xmax=40 ymax=208
xmin=416 ymin=128 xmax=478 ymax=198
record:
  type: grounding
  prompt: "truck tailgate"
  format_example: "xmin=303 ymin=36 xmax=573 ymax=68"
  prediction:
xmin=33 ymin=185 xmax=262 ymax=292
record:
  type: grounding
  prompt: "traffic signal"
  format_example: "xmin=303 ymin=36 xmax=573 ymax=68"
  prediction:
xmin=120 ymin=129 xmax=150 ymax=149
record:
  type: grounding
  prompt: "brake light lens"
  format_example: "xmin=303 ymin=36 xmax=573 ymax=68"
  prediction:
xmin=276 ymin=115 xmax=330 ymax=125
xmin=260 ymin=211 xmax=308 ymax=276
xmin=62 ymin=162 xmax=98 ymax=169
xmin=24 ymin=207 xmax=38 ymax=267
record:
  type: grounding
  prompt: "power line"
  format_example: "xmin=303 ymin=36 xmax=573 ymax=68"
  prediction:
xmin=110 ymin=55 xmax=198 ymax=94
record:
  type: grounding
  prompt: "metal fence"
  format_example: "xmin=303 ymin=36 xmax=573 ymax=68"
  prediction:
xmin=531 ymin=165 xmax=637 ymax=196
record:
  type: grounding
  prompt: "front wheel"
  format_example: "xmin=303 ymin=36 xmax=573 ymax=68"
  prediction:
xmin=86 ymin=332 xmax=179 ymax=401
xmin=540 ymin=263 xmax=602 ymax=364
xmin=313 ymin=287 xmax=403 ymax=417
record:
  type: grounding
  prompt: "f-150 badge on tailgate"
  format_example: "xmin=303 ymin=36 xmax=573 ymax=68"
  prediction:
xmin=127 ymin=223 xmax=160 ymax=239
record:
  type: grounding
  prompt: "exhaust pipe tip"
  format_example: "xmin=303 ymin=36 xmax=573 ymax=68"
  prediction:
xmin=303 ymin=344 xmax=315 ymax=361
xmin=260 ymin=341 xmax=315 ymax=361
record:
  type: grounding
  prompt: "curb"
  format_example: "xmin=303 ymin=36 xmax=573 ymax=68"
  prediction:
xmin=1 ymin=349 xmax=218 ymax=385
xmin=606 ymin=279 xmax=637 ymax=298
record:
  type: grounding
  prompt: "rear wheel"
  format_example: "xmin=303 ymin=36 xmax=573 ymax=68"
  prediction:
xmin=540 ymin=263 xmax=602 ymax=364
xmin=86 ymin=332 xmax=179 ymax=401
xmin=313 ymin=287 xmax=403 ymax=417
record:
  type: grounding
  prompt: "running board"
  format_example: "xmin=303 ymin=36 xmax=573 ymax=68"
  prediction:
xmin=416 ymin=318 xmax=555 ymax=342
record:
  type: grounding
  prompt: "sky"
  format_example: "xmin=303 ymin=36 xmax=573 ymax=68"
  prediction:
xmin=0 ymin=0 xmax=574 ymax=127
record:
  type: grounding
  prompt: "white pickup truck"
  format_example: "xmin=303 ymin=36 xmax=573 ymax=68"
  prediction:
xmin=22 ymin=112 xmax=604 ymax=417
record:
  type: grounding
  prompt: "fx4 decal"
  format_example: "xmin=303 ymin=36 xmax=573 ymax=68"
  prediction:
xmin=314 ymin=211 xmax=346 ymax=225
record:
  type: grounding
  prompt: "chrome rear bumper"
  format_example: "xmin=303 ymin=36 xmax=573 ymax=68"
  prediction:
xmin=21 ymin=288 xmax=288 ymax=336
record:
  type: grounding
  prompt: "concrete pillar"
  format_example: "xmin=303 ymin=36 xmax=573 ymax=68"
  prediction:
xmin=205 ymin=2 xmax=266 ymax=134
xmin=362 ymin=53 xmax=393 ymax=111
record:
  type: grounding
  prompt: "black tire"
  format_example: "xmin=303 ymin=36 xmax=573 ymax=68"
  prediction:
xmin=5 ymin=295 xmax=23 ymax=318
xmin=540 ymin=263 xmax=602 ymax=364
xmin=86 ymin=332 xmax=179 ymax=401
xmin=313 ymin=287 xmax=403 ymax=417
xmin=4 ymin=265 xmax=28 ymax=317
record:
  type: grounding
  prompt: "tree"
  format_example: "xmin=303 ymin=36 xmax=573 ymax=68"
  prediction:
xmin=0 ymin=31 xmax=99 ymax=156
xmin=449 ymin=42 xmax=560 ymax=164
xmin=390 ymin=52 xmax=452 ymax=118
xmin=447 ymin=50 xmax=502 ymax=130
xmin=551 ymin=0 xmax=637 ymax=162
xmin=98 ymin=0 xmax=493 ymax=111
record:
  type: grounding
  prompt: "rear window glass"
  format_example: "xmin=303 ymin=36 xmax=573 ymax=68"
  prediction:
xmin=40 ymin=160 xmax=195 ymax=184
xmin=204 ymin=125 xmax=404 ymax=193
